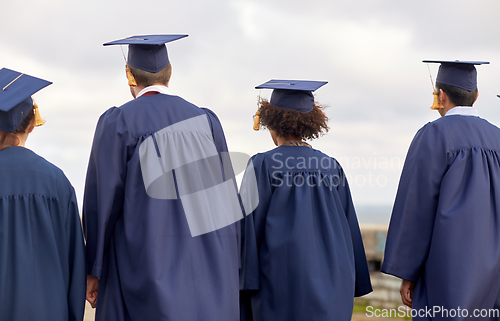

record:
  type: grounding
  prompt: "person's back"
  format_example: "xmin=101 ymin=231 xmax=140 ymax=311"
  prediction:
xmin=382 ymin=60 xmax=500 ymax=319
xmin=84 ymin=35 xmax=241 ymax=321
xmin=385 ymin=113 xmax=500 ymax=311
xmin=0 ymin=68 xmax=86 ymax=321
xmin=246 ymin=146 xmax=368 ymax=320
xmin=0 ymin=147 xmax=86 ymax=321
xmin=239 ymin=80 xmax=372 ymax=321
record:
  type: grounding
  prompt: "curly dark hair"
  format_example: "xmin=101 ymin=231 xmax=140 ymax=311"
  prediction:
xmin=256 ymin=97 xmax=329 ymax=140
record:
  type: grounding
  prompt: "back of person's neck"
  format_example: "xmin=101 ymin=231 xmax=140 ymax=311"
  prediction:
xmin=438 ymin=102 xmax=457 ymax=117
xmin=15 ymin=132 xmax=29 ymax=147
xmin=276 ymin=136 xmax=303 ymax=146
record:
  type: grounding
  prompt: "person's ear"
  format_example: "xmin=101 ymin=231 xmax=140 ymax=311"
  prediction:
xmin=438 ymin=89 xmax=447 ymax=105
xmin=474 ymin=90 xmax=479 ymax=104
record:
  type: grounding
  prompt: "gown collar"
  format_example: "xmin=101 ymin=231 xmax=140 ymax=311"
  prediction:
xmin=445 ymin=106 xmax=479 ymax=117
xmin=137 ymin=85 xmax=173 ymax=98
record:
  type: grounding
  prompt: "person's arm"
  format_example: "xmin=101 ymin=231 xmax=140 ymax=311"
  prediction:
xmin=82 ymin=107 xmax=131 ymax=304
xmin=238 ymin=154 xmax=273 ymax=319
xmin=202 ymin=108 xmax=242 ymax=261
xmin=335 ymin=161 xmax=373 ymax=297
xmin=239 ymin=154 xmax=272 ymax=290
xmin=381 ymin=123 xmax=448 ymax=282
xmin=65 ymin=187 xmax=87 ymax=320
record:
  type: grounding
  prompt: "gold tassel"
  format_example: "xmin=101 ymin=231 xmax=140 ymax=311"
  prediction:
xmin=253 ymin=110 xmax=261 ymax=131
xmin=126 ymin=65 xmax=137 ymax=87
xmin=430 ymin=90 xmax=443 ymax=110
xmin=33 ymin=102 xmax=45 ymax=127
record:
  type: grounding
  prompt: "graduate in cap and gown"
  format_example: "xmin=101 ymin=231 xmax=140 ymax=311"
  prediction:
xmin=382 ymin=60 xmax=500 ymax=320
xmin=83 ymin=35 xmax=242 ymax=321
xmin=0 ymin=68 xmax=86 ymax=321
xmin=238 ymin=80 xmax=372 ymax=321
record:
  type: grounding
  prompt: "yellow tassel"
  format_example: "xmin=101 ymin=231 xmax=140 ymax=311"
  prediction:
xmin=126 ymin=66 xmax=137 ymax=87
xmin=33 ymin=103 xmax=45 ymax=127
xmin=253 ymin=110 xmax=261 ymax=131
xmin=430 ymin=90 xmax=443 ymax=110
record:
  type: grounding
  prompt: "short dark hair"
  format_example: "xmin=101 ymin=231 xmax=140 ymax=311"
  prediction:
xmin=436 ymin=82 xmax=478 ymax=107
xmin=257 ymin=97 xmax=329 ymax=140
xmin=128 ymin=63 xmax=172 ymax=87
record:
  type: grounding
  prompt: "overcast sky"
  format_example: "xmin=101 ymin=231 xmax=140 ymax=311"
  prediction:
xmin=2 ymin=0 xmax=500 ymax=223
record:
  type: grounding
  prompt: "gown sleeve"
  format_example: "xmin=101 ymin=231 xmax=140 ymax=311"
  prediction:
xmin=65 ymin=187 xmax=87 ymax=321
xmin=83 ymin=107 xmax=131 ymax=278
xmin=202 ymin=108 xmax=242 ymax=266
xmin=335 ymin=161 xmax=373 ymax=297
xmin=381 ymin=122 xmax=448 ymax=282
xmin=239 ymin=154 xmax=273 ymax=291
xmin=238 ymin=154 xmax=274 ymax=321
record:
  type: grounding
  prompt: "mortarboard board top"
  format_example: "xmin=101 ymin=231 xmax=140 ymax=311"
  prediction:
xmin=0 ymin=68 xmax=51 ymax=133
xmin=256 ymin=79 xmax=328 ymax=92
xmin=256 ymin=79 xmax=328 ymax=113
xmin=423 ymin=60 xmax=489 ymax=91
xmin=104 ymin=34 xmax=188 ymax=73
xmin=423 ymin=60 xmax=489 ymax=65
xmin=103 ymin=34 xmax=188 ymax=46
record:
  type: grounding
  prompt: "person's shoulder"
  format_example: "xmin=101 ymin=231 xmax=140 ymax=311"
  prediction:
xmin=200 ymin=107 xmax=221 ymax=122
xmin=250 ymin=151 xmax=269 ymax=163
xmin=431 ymin=114 xmax=500 ymax=134
xmin=97 ymin=105 xmax=124 ymax=124
xmin=199 ymin=107 xmax=225 ymax=130
xmin=247 ymin=149 xmax=279 ymax=170
xmin=259 ymin=146 xmax=285 ymax=159
xmin=307 ymin=147 xmax=345 ymax=172
xmin=27 ymin=150 xmax=72 ymax=183
xmin=471 ymin=116 xmax=500 ymax=132
xmin=412 ymin=118 xmax=447 ymax=138
xmin=21 ymin=149 xmax=75 ymax=196
xmin=309 ymin=147 xmax=334 ymax=159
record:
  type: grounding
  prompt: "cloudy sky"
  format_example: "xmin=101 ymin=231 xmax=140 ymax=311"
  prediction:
xmin=2 ymin=0 xmax=500 ymax=223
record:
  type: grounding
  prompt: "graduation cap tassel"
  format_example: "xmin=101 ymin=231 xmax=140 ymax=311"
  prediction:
xmin=430 ymin=90 xmax=443 ymax=110
xmin=33 ymin=102 xmax=45 ymax=127
xmin=126 ymin=66 xmax=138 ymax=87
xmin=253 ymin=110 xmax=260 ymax=131
xmin=427 ymin=64 xmax=443 ymax=110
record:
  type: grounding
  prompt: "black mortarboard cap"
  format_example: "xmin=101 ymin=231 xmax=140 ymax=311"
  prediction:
xmin=255 ymin=79 xmax=327 ymax=113
xmin=104 ymin=34 xmax=188 ymax=73
xmin=0 ymin=68 xmax=51 ymax=132
xmin=423 ymin=60 xmax=489 ymax=91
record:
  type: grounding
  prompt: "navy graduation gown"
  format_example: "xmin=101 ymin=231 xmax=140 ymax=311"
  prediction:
xmin=83 ymin=93 xmax=240 ymax=321
xmin=0 ymin=147 xmax=86 ymax=321
xmin=382 ymin=115 xmax=500 ymax=320
xmin=239 ymin=146 xmax=372 ymax=321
